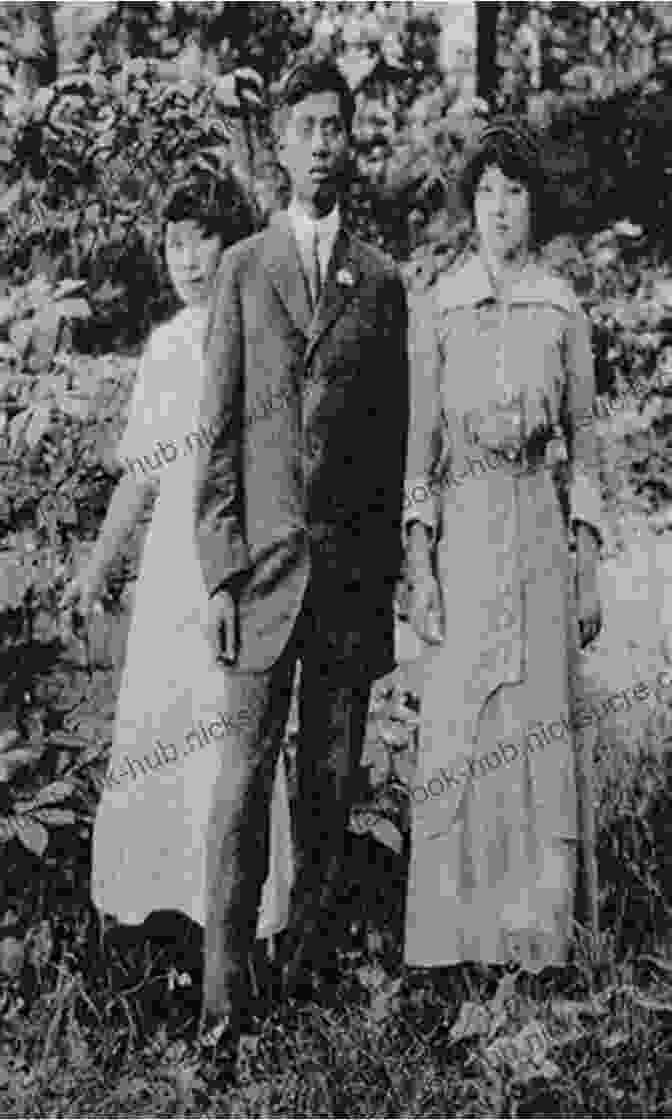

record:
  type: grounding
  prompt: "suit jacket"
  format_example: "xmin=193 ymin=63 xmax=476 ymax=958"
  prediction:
xmin=193 ymin=209 xmax=409 ymax=676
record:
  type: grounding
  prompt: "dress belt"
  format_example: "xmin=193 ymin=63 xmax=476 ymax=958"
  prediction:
xmin=467 ymin=427 xmax=566 ymax=477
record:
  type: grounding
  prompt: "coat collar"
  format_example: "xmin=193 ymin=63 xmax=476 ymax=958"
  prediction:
xmin=435 ymin=252 xmax=575 ymax=314
xmin=264 ymin=211 xmax=313 ymax=336
xmin=286 ymin=198 xmax=341 ymax=254
xmin=304 ymin=223 xmax=361 ymax=367
xmin=264 ymin=211 xmax=362 ymax=360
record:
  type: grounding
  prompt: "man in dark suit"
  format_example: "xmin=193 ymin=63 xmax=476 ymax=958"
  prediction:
xmin=193 ymin=56 xmax=409 ymax=1056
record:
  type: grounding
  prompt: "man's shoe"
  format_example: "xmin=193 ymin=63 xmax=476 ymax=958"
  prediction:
xmin=197 ymin=1016 xmax=239 ymax=1093
xmin=284 ymin=957 xmax=341 ymax=1006
xmin=283 ymin=963 xmax=317 ymax=1004
xmin=250 ymin=940 xmax=284 ymax=1017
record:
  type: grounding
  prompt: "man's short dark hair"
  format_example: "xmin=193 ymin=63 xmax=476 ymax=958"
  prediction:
xmin=274 ymin=55 xmax=356 ymax=136
xmin=162 ymin=163 xmax=257 ymax=246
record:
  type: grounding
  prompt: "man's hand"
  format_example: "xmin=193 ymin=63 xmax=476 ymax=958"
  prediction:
xmin=205 ymin=589 xmax=238 ymax=665
xmin=575 ymin=523 xmax=602 ymax=649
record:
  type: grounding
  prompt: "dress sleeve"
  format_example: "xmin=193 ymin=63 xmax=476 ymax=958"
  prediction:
xmin=115 ymin=333 xmax=159 ymax=472
xmin=563 ymin=303 xmax=603 ymax=546
xmin=115 ymin=322 xmax=187 ymax=478
xmin=403 ymin=289 xmax=444 ymax=544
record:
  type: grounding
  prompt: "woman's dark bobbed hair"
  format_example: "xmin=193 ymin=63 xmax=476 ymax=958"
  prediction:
xmin=459 ymin=117 xmax=547 ymax=245
xmin=161 ymin=160 xmax=258 ymax=247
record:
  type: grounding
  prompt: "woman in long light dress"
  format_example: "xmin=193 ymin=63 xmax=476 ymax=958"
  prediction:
xmin=404 ymin=120 xmax=603 ymax=972
xmin=62 ymin=169 xmax=293 ymax=957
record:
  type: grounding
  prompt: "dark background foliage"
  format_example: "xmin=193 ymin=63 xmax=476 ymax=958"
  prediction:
xmin=0 ymin=7 xmax=671 ymax=1115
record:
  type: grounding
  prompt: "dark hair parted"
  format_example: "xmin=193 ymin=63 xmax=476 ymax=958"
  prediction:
xmin=161 ymin=165 xmax=257 ymax=247
xmin=460 ymin=117 xmax=547 ymax=245
xmin=273 ymin=54 xmax=356 ymax=136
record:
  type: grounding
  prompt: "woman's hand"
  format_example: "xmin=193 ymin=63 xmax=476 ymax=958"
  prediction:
xmin=575 ymin=523 xmax=602 ymax=649
xmin=408 ymin=567 xmax=444 ymax=644
xmin=58 ymin=471 xmax=154 ymax=644
xmin=406 ymin=521 xmax=444 ymax=644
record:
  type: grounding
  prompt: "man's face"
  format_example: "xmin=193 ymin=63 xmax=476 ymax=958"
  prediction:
xmin=278 ymin=90 xmax=350 ymax=211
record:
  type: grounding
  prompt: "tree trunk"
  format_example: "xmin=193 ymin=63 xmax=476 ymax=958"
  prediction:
xmin=35 ymin=2 xmax=58 ymax=85
xmin=11 ymin=1 xmax=58 ymax=94
xmin=476 ymin=2 xmax=500 ymax=106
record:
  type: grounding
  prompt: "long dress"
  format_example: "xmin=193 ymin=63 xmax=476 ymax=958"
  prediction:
xmin=91 ymin=306 xmax=293 ymax=937
xmin=403 ymin=255 xmax=603 ymax=971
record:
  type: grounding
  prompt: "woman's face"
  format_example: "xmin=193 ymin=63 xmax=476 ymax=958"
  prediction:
xmin=474 ymin=164 xmax=531 ymax=260
xmin=165 ymin=220 xmax=222 ymax=306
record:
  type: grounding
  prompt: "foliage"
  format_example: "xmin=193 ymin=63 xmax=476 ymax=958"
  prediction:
xmin=497 ymin=2 xmax=672 ymax=108
xmin=0 ymin=275 xmax=91 ymax=376
xmin=0 ymin=58 xmax=271 ymax=349
xmin=2 ymin=3 xmax=672 ymax=331
xmin=535 ymin=77 xmax=672 ymax=245
xmin=540 ymin=223 xmax=672 ymax=390
xmin=480 ymin=5 xmax=672 ymax=247
xmin=0 ymin=3 xmax=58 ymax=90
xmin=88 ymin=2 xmax=312 ymax=83
xmin=0 ymin=2 xmax=460 ymax=335
xmin=544 ymin=224 xmax=672 ymax=512
xmin=596 ymin=746 xmax=672 ymax=955
xmin=0 ymin=340 xmax=134 ymax=888
xmin=1 ymin=755 xmax=671 ymax=1117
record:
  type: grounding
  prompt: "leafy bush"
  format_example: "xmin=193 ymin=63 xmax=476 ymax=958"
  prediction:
xmin=0 ymin=3 xmax=468 ymax=333
xmin=596 ymin=746 xmax=672 ymax=955
xmin=498 ymin=2 xmax=671 ymax=107
xmin=0 ymin=337 xmax=135 ymax=880
xmin=0 ymin=58 xmax=270 ymax=349
xmin=88 ymin=2 xmax=311 ymax=83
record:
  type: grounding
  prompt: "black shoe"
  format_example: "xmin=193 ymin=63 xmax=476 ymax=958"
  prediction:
xmin=311 ymin=965 xmax=342 ymax=1007
xmin=284 ymin=964 xmax=317 ymax=1004
xmin=284 ymin=957 xmax=341 ymax=1006
xmin=249 ymin=939 xmax=284 ymax=1017
xmin=197 ymin=1017 xmax=239 ymax=1093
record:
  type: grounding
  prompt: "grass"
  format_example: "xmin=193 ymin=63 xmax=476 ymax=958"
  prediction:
xmin=0 ymin=741 xmax=671 ymax=1118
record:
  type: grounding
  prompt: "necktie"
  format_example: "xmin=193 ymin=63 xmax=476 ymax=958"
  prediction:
xmin=310 ymin=227 xmax=322 ymax=310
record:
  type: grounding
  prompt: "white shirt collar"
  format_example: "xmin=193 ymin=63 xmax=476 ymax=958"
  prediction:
xmin=287 ymin=200 xmax=340 ymax=268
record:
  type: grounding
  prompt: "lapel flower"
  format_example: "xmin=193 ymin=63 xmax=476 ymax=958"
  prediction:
xmin=336 ymin=267 xmax=354 ymax=287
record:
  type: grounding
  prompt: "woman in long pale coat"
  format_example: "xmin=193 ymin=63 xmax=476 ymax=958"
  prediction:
xmin=404 ymin=120 xmax=603 ymax=971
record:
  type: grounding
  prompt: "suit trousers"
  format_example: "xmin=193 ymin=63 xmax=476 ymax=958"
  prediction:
xmin=202 ymin=571 xmax=372 ymax=1022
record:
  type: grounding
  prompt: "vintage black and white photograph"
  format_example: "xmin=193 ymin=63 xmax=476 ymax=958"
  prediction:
xmin=0 ymin=2 xmax=671 ymax=1116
